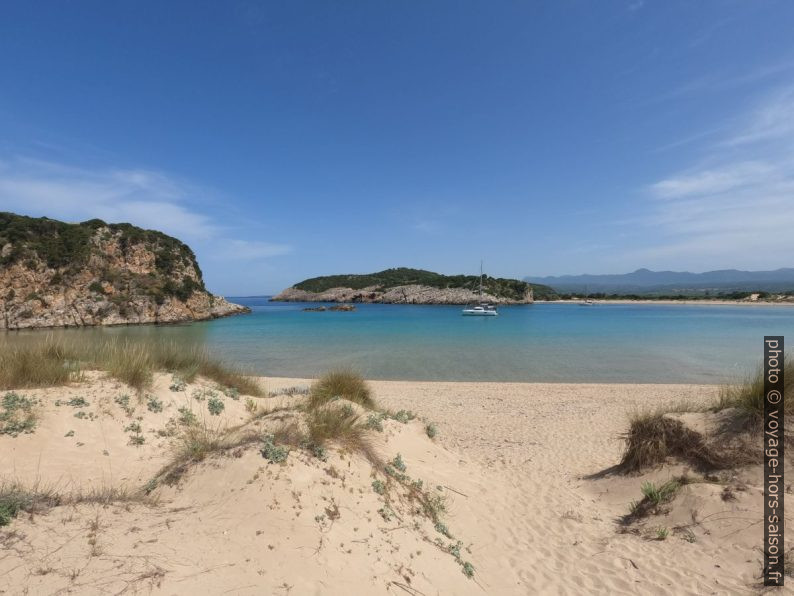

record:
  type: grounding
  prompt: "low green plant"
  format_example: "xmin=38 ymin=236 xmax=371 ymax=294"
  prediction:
xmin=641 ymin=479 xmax=680 ymax=506
xmin=0 ymin=392 xmax=38 ymax=436
xmin=391 ymin=454 xmax=406 ymax=473
xmin=114 ymin=394 xmax=135 ymax=416
xmin=129 ymin=434 xmax=146 ymax=446
xmin=66 ymin=397 xmax=89 ymax=408
xmin=655 ymin=526 xmax=669 ymax=540
xmin=146 ymin=395 xmax=163 ymax=413
xmin=261 ymin=434 xmax=289 ymax=464
xmin=425 ymin=423 xmax=437 ymax=439
xmin=221 ymin=386 xmax=239 ymax=400
xmin=365 ymin=413 xmax=385 ymax=432
xmin=124 ymin=421 xmax=142 ymax=434
xmin=169 ymin=375 xmax=187 ymax=392
xmin=435 ymin=521 xmax=453 ymax=539
xmin=207 ymin=396 xmax=225 ymax=416
xmin=177 ymin=407 xmax=197 ymax=426
xmin=461 ymin=561 xmax=475 ymax=578
xmin=300 ymin=439 xmax=327 ymax=461
xmin=390 ymin=409 xmax=416 ymax=424
xmin=372 ymin=479 xmax=386 ymax=495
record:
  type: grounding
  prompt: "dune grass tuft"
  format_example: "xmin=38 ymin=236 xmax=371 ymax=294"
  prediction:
xmin=155 ymin=424 xmax=261 ymax=486
xmin=308 ymin=369 xmax=374 ymax=410
xmin=619 ymin=408 xmax=727 ymax=473
xmin=306 ymin=404 xmax=375 ymax=456
xmin=718 ymin=357 xmax=793 ymax=422
xmin=0 ymin=336 xmax=263 ymax=396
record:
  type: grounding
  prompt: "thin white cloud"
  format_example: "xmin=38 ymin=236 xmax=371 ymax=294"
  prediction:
xmin=650 ymin=161 xmax=777 ymax=198
xmin=639 ymin=88 xmax=794 ymax=268
xmin=0 ymin=157 xmax=217 ymax=241
xmin=0 ymin=157 xmax=291 ymax=267
xmin=723 ymin=85 xmax=794 ymax=146
xmin=215 ymin=239 xmax=293 ymax=260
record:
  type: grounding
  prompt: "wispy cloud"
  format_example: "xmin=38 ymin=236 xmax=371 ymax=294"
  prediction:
xmin=412 ymin=219 xmax=441 ymax=233
xmin=0 ymin=157 xmax=217 ymax=241
xmin=722 ymin=85 xmax=794 ymax=147
xmin=639 ymin=87 xmax=794 ymax=267
xmin=0 ymin=157 xmax=291 ymax=263
xmin=215 ymin=239 xmax=292 ymax=260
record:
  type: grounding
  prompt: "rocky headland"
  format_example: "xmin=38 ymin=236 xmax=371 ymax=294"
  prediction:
xmin=0 ymin=212 xmax=248 ymax=329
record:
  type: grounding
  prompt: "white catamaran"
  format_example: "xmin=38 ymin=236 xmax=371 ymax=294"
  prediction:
xmin=462 ymin=262 xmax=499 ymax=316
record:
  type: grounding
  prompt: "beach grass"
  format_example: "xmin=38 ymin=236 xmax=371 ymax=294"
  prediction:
xmin=717 ymin=357 xmax=793 ymax=421
xmin=0 ymin=480 xmax=152 ymax=526
xmin=308 ymin=369 xmax=375 ymax=409
xmin=619 ymin=407 xmax=727 ymax=472
xmin=306 ymin=404 xmax=379 ymax=464
xmin=0 ymin=335 xmax=263 ymax=396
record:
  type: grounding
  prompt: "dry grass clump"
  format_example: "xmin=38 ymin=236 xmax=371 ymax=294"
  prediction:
xmin=0 ymin=336 xmax=262 ymax=396
xmin=718 ymin=357 xmax=793 ymax=423
xmin=0 ymin=481 xmax=151 ymax=527
xmin=0 ymin=341 xmax=80 ymax=388
xmin=155 ymin=424 xmax=262 ymax=486
xmin=619 ymin=409 xmax=727 ymax=473
xmin=306 ymin=404 xmax=380 ymax=465
xmin=308 ymin=369 xmax=374 ymax=410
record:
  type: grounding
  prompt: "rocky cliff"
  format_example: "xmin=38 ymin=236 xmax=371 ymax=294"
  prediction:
xmin=272 ymin=268 xmax=555 ymax=305
xmin=0 ymin=212 xmax=249 ymax=329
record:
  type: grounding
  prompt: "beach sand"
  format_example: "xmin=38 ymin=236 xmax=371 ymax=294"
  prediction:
xmin=0 ymin=376 xmax=777 ymax=594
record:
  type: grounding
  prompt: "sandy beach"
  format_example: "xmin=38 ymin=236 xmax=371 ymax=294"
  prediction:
xmin=2 ymin=371 xmax=777 ymax=595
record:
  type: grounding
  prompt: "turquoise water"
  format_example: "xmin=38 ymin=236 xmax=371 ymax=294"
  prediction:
xmin=6 ymin=298 xmax=793 ymax=383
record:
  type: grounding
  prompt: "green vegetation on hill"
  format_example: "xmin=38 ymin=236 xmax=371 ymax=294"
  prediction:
xmin=0 ymin=212 xmax=203 ymax=279
xmin=293 ymin=267 xmax=558 ymax=300
xmin=0 ymin=212 xmax=206 ymax=306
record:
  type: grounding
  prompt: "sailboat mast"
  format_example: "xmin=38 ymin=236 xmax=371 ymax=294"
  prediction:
xmin=479 ymin=260 xmax=483 ymax=300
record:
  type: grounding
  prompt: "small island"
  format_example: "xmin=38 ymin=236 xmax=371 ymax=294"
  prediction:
xmin=273 ymin=267 xmax=558 ymax=304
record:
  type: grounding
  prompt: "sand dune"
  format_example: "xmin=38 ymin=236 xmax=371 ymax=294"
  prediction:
xmin=0 ymin=375 xmax=783 ymax=594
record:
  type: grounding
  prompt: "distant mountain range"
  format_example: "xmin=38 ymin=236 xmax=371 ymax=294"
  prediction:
xmin=525 ymin=268 xmax=794 ymax=295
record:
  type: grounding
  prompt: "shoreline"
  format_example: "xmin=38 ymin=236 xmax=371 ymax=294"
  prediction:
xmin=257 ymin=375 xmax=722 ymax=388
xmin=543 ymin=298 xmax=794 ymax=306
xmin=267 ymin=296 xmax=794 ymax=307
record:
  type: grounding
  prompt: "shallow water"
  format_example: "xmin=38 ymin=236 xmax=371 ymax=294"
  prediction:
xmin=4 ymin=298 xmax=793 ymax=383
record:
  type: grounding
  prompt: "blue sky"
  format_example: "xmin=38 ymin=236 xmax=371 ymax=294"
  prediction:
xmin=1 ymin=1 xmax=793 ymax=295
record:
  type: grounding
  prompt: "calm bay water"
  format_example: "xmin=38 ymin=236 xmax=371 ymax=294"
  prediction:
xmin=5 ymin=298 xmax=794 ymax=383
